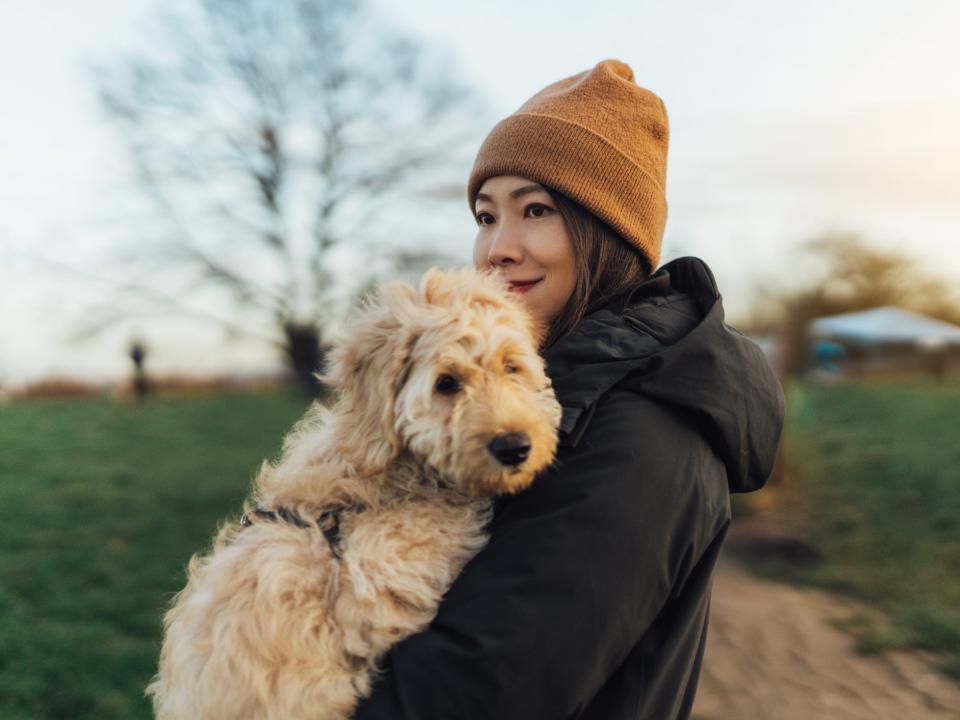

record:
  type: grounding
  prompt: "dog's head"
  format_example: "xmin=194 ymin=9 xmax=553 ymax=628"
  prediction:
xmin=324 ymin=267 xmax=561 ymax=496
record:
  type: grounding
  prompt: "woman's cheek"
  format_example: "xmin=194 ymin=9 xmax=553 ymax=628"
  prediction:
xmin=472 ymin=234 xmax=488 ymax=270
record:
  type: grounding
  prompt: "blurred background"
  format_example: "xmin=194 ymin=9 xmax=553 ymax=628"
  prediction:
xmin=1 ymin=1 xmax=958 ymax=718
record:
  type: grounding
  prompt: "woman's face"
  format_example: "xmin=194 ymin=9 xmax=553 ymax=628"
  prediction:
xmin=472 ymin=175 xmax=576 ymax=326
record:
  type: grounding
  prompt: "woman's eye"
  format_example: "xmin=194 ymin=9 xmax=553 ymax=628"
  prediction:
xmin=475 ymin=211 xmax=494 ymax=226
xmin=524 ymin=204 xmax=551 ymax=218
xmin=435 ymin=374 xmax=462 ymax=395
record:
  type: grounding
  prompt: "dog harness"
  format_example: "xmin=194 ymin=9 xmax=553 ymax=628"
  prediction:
xmin=239 ymin=502 xmax=366 ymax=560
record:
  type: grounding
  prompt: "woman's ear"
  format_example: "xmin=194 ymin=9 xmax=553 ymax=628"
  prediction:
xmin=323 ymin=281 xmax=420 ymax=474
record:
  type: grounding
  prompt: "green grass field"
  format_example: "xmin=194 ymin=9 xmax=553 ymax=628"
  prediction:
xmin=0 ymin=382 xmax=958 ymax=718
xmin=776 ymin=380 xmax=960 ymax=678
xmin=0 ymin=392 xmax=309 ymax=720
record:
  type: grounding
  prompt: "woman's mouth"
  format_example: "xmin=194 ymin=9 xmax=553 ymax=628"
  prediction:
xmin=507 ymin=278 xmax=542 ymax=294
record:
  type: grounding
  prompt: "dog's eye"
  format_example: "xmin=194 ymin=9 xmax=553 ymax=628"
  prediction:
xmin=504 ymin=362 xmax=518 ymax=374
xmin=435 ymin=374 xmax=461 ymax=395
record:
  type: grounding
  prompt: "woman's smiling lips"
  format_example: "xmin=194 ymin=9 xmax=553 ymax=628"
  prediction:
xmin=506 ymin=278 xmax=543 ymax=294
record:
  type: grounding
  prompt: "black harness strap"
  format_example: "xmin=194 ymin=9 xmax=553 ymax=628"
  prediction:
xmin=239 ymin=502 xmax=367 ymax=560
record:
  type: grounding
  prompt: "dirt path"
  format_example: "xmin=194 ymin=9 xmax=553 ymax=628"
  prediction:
xmin=692 ymin=557 xmax=960 ymax=720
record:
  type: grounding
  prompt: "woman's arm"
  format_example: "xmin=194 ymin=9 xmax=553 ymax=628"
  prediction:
xmin=353 ymin=388 xmax=730 ymax=719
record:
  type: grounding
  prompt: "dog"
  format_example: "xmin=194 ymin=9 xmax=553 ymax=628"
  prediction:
xmin=147 ymin=267 xmax=562 ymax=720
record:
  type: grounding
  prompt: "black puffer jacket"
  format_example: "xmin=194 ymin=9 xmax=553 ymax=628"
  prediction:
xmin=354 ymin=256 xmax=785 ymax=720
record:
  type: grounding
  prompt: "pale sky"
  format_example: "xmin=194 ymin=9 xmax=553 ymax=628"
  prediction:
xmin=1 ymin=0 xmax=959 ymax=385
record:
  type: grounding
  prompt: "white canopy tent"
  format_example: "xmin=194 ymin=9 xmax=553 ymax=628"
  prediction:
xmin=808 ymin=306 xmax=960 ymax=379
xmin=810 ymin=306 xmax=960 ymax=346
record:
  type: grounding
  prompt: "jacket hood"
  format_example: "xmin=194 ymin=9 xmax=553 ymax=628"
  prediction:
xmin=543 ymin=256 xmax=785 ymax=493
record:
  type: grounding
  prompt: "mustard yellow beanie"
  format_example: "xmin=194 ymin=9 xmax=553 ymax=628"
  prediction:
xmin=468 ymin=59 xmax=669 ymax=271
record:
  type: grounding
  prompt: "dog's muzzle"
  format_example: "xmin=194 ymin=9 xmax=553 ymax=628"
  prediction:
xmin=487 ymin=432 xmax=531 ymax=467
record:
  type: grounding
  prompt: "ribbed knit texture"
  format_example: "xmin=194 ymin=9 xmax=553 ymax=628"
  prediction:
xmin=468 ymin=59 xmax=669 ymax=270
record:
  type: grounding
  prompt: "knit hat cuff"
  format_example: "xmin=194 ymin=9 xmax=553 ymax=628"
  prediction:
xmin=468 ymin=112 xmax=667 ymax=269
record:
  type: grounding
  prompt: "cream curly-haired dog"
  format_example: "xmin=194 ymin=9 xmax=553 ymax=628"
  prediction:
xmin=147 ymin=268 xmax=562 ymax=720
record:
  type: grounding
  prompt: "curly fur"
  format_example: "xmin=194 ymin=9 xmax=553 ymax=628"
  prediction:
xmin=147 ymin=268 xmax=562 ymax=720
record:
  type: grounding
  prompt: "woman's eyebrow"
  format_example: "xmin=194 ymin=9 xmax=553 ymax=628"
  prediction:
xmin=475 ymin=184 xmax=546 ymax=203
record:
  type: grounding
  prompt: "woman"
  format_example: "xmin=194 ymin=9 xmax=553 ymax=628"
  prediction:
xmin=354 ymin=59 xmax=785 ymax=720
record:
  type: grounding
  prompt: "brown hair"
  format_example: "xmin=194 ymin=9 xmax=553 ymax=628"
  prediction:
xmin=542 ymin=187 xmax=654 ymax=350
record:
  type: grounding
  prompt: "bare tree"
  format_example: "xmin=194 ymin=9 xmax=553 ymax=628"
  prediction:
xmin=92 ymin=0 xmax=480 ymax=395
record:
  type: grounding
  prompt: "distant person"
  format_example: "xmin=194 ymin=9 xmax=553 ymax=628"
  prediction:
xmin=128 ymin=339 xmax=149 ymax=400
xmin=353 ymin=60 xmax=785 ymax=720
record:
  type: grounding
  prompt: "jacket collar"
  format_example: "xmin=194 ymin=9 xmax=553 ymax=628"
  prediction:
xmin=544 ymin=257 xmax=706 ymax=441
xmin=542 ymin=256 xmax=785 ymax=493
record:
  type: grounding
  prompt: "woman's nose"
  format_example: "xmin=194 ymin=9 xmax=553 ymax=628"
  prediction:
xmin=487 ymin=225 xmax=524 ymax=266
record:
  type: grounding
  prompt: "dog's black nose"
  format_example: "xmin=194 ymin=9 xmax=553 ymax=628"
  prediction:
xmin=487 ymin=432 xmax=531 ymax=467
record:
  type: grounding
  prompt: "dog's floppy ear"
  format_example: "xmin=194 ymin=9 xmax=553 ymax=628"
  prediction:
xmin=323 ymin=281 xmax=420 ymax=474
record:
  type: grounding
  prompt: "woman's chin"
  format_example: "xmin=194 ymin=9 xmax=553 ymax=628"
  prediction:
xmin=512 ymin=298 xmax=539 ymax=320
